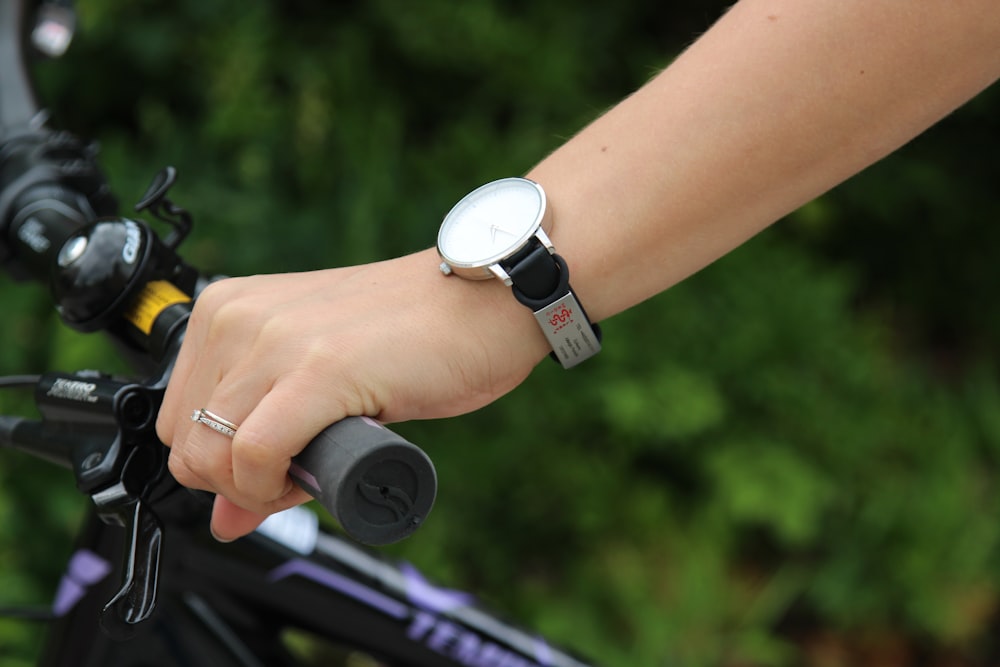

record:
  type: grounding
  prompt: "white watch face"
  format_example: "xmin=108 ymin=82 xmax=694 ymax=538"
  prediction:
xmin=437 ymin=178 xmax=546 ymax=270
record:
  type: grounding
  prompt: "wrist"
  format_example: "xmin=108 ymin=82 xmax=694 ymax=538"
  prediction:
xmin=413 ymin=247 xmax=552 ymax=372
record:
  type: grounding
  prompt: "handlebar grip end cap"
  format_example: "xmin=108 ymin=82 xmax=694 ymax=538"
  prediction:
xmin=290 ymin=417 xmax=437 ymax=546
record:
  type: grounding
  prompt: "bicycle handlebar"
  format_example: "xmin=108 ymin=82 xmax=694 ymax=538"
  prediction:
xmin=0 ymin=0 xmax=436 ymax=547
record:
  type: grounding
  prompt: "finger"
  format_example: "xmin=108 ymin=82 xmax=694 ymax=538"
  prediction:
xmin=156 ymin=322 xmax=202 ymax=447
xmin=173 ymin=406 xmax=315 ymax=516
xmin=210 ymin=488 xmax=311 ymax=542
xmin=210 ymin=495 xmax=266 ymax=542
xmin=167 ymin=412 xmax=236 ymax=494
xmin=177 ymin=369 xmax=320 ymax=512
xmin=168 ymin=372 xmax=262 ymax=498
xmin=230 ymin=375 xmax=346 ymax=504
xmin=157 ymin=276 xmax=262 ymax=447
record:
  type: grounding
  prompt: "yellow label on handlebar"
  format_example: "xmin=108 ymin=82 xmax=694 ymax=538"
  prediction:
xmin=123 ymin=280 xmax=191 ymax=335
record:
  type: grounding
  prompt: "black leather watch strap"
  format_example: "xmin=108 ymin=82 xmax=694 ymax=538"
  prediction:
xmin=503 ymin=241 xmax=602 ymax=367
xmin=504 ymin=243 xmax=562 ymax=304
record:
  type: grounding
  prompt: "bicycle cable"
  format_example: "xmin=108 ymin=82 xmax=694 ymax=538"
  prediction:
xmin=0 ymin=374 xmax=43 ymax=388
xmin=0 ymin=604 xmax=56 ymax=622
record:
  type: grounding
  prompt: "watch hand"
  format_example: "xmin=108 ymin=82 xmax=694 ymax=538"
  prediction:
xmin=490 ymin=224 xmax=516 ymax=244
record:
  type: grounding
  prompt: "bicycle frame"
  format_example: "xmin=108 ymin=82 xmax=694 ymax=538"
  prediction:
xmin=0 ymin=1 xmax=597 ymax=665
xmin=40 ymin=502 xmax=588 ymax=667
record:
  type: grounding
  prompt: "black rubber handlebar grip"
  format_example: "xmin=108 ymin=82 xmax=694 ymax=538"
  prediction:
xmin=288 ymin=416 xmax=436 ymax=545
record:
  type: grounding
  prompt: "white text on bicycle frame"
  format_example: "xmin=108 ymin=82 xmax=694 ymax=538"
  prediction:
xmin=47 ymin=379 xmax=99 ymax=403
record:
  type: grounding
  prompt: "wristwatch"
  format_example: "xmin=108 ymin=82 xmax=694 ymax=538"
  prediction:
xmin=436 ymin=177 xmax=601 ymax=368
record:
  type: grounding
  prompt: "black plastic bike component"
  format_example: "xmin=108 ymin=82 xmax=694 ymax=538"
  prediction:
xmin=45 ymin=168 xmax=198 ymax=343
xmin=50 ymin=216 xmax=198 ymax=333
xmin=34 ymin=372 xmax=159 ymax=493
xmin=291 ymin=417 xmax=437 ymax=545
xmin=93 ymin=491 xmax=163 ymax=640
xmin=133 ymin=166 xmax=191 ymax=249
xmin=0 ymin=128 xmax=118 ymax=280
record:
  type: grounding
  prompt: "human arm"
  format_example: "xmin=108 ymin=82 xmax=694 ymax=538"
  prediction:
xmin=157 ymin=0 xmax=1000 ymax=541
xmin=529 ymin=0 xmax=1000 ymax=321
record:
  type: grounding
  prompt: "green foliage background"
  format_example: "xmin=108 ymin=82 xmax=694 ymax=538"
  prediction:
xmin=2 ymin=1 xmax=999 ymax=665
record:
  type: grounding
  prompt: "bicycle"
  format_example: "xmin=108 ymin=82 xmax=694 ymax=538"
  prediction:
xmin=0 ymin=1 xmax=598 ymax=664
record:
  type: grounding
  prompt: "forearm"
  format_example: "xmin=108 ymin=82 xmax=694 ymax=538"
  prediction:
xmin=528 ymin=0 xmax=1000 ymax=321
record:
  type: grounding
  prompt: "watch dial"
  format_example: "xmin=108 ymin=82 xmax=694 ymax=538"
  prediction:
xmin=438 ymin=178 xmax=545 ymax=267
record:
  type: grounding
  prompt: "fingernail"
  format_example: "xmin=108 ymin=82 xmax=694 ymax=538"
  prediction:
xmin=210 ymin=526 xmax=236 ymax=543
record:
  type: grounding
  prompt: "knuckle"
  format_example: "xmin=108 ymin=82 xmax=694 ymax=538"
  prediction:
xmin=155 ymin=410 xmax=173 ymax=445
xmin=167 ymin=434 xmax=231 ymax=492
xmin=196 ymin=277 xmax=241 ymax=308
xmin=254 ymin=309 xmax=301 ymax=350
xmin=230 ymin=433 xmax=285 ymax=498
xmin=231 ymin=429 xmax=272 ymax=467
xmin=192 ymin=279 xmax=259 ymax=334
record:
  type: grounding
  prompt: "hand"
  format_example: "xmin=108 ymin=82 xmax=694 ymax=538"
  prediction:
xmin=156 ymin=248 xmax=547 ymax=541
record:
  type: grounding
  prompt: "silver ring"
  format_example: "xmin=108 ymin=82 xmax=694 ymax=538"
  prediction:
xmin=191 ymin=408 xmax=239 ymax=438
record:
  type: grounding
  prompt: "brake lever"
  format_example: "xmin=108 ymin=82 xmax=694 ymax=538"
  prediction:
xmin=88 ymin=393 xmax=172 ymax=641
xmin=92 ymin=482 xmax=163 ymax=640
